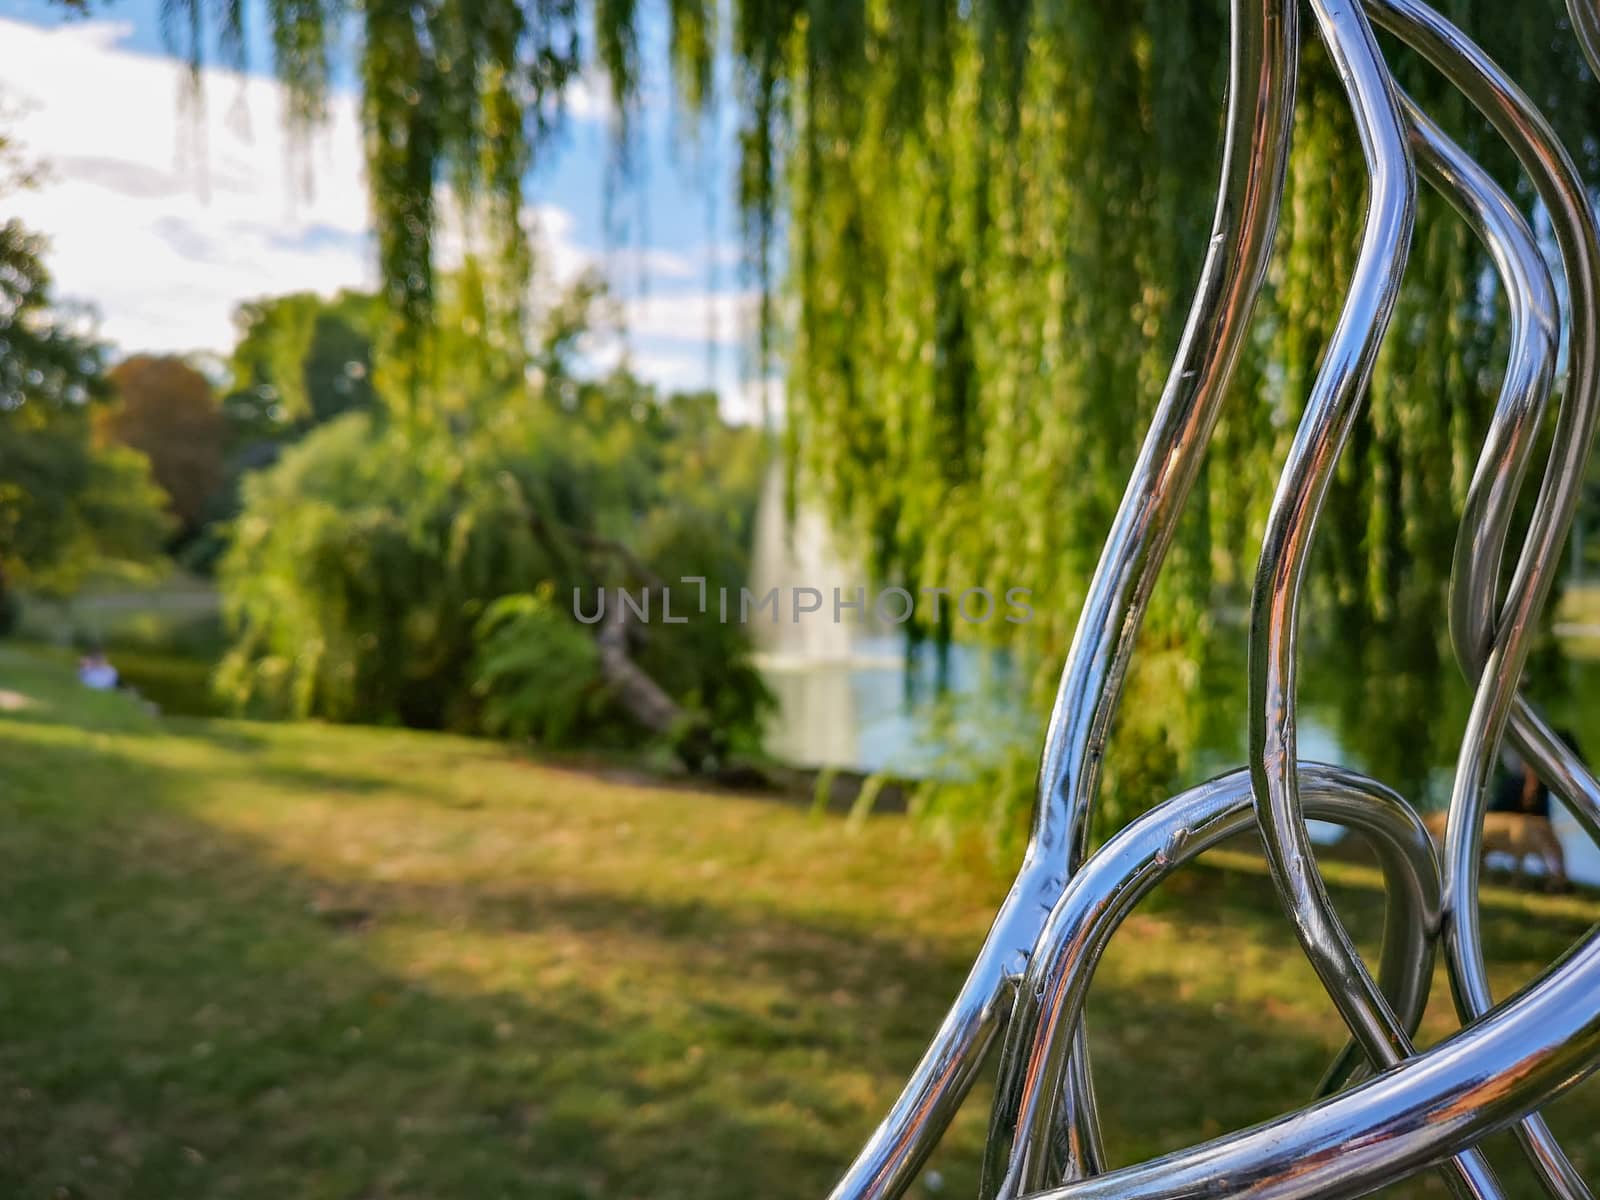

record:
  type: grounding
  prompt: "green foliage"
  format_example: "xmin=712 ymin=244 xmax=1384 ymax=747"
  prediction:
xmin=0 ymin=420 xmax=170 ymax=599
xmin=0 ymin=222 xmax=101 ymax=411
xmin=778 ymin=3 xmax=1600 ymax=829
xmin=217 ymin=286 xmax=770 ymax=753
xmin=193 ymin=289 xmax=387 ymax=571
xmin=215 ymin=409 xmax=534 ymax=725
xmin=91 ymin=1 xmax=1600 ymax=827
xmin=224 ymin=289 xmax=381 ymax=442
xmin=10 ymin=634 xmax=1596 ymax=1199
xmin=472 ymin=586 xmax=602 ymax=744
xmin=633 ymin=503 xmax=772 ymax=747
xmin=0 ymin=133 xmax=171 ymax=611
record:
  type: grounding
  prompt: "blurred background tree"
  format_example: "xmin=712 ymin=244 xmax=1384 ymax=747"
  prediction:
xmin=224 ymin=290 xmax=380 ymax=445
xmin=35 ymin=0 xmax=1600 ymax=826
xmin=0 ymin=127 xmax=169 ymax=632
xmin=215 ymin=271 xmax=771 ymax=766
xmin=100 ymin=355 xmax=225 ymax=542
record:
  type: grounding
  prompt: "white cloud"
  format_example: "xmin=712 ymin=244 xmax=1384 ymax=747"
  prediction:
xmin=0 ymin=19 xmax=614 ymax=358
xmin=602 ymin=244 xmax=704 ymax=283
xmin=1 ymin=17 xmax=374 ymax=353
xmin=617 ymin=287 xmax=759 ymax=344
xmin=0 ymin=15 xmax=759 ymax=411
xmin=578 ymin=336 xmax=781 ymax=427
xmin=558 ymin=71 xmax=617 ymax=125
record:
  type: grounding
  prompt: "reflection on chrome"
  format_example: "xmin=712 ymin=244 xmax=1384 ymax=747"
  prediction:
xmin=828 ymin=1 xmax=1600 ymax=1197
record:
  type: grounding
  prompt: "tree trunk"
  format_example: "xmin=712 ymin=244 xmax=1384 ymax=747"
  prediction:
xmin=0 ymin=559 xmax=17 ymax=637
xmin=593 ymin=594 xmax=719 ymax=770
xmin=530 ymin=512 xmax=721 ymax=768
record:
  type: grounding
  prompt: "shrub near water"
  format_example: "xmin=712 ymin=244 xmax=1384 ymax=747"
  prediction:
xmin=216 ymin=369 xmax=770 ymax=755
xmin=472 ymin=587 xmax=603 ymax=745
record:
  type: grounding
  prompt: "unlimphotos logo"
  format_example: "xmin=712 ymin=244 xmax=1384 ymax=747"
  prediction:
xmin=573 ymin=580 xmax=1035 ymax=625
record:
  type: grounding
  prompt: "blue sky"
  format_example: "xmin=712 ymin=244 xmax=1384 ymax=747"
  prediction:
xmin=0 ymin=0 xmax=766 ymax=417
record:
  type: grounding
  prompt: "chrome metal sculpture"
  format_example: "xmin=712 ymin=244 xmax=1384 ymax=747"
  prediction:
xmin=829 ymin=2 xmax=1600 ymax=1197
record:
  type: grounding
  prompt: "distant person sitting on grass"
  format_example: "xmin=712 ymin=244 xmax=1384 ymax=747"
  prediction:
xmin=76 ymin=650 xmax=119 ymax=691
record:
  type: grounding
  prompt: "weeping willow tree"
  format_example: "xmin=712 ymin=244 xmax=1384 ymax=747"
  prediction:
xmin=143 ymin=0 xmax=1600 ymax=818
xmin=774 ymin=1 xmax=1600 ymax=819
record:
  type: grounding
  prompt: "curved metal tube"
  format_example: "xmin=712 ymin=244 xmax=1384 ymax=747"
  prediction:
xmin=1368 ymin=0 xmax=1600 ymax=854
xmin=1365 ymin=2 xmax=1600 ymax=1193
xmin=1377 ymin=8 xmax=1600 ymax=850
xmin=1242 ymin=4 xmax=1501 ymax=1196
xmin=1025 ymin=923 xmax=1600 ymax=1200
xmin=986 ymin=763 xmax=1441 ymax=1200
xmin=1299 ymin=98 xmax=1556 ymax=1108
xmin=1429 ymin=102 xmax=1558 ymax=684
xmin=1421 ymin=78 xmax=1591 ymax=1200
xmin=824 ymin=3 xmax=1297 ymax=1196
xmin=829 ymin=3 xmax=1600 ymax=1197
xmin=1414 ymin=94 xmax=1581 ymax=1198
xmin=1567 ymin=0 xmax=1600 ymax=85
xmin=1022 ymin=0 xmax=1297 ymax=1180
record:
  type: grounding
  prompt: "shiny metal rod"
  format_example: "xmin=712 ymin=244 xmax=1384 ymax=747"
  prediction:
xmin=1567 ymin=0 xmax=1600 ymax=85
xmin=1028 ymin=925 xmax=1600 ymax=1200
xmin=825 ymin=2 xmax=1297 ymax=1195
xmin=827 ymin=1 xmax=1600 ymax=1196
xmin=1366 ymin=1 xmax=1600 ymax=1192
xmin=987 ymin=763 xmax=1442 ymax=1200
xmin=1242 ymin=3 xmax=1502 ymax=1195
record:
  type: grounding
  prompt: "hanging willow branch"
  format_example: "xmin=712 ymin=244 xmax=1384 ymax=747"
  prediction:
xmin=130 ymin=0 xmax=1600 ymax=796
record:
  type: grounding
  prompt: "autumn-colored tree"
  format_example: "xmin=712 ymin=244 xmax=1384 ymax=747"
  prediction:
xmin=101 ymin=356 xmax=226 ymax=537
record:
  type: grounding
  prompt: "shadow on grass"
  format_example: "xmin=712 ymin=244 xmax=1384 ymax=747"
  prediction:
xmin=1 ymin=718 xmax=1592 ymax=1199
xmin=0 ymin=733 xmax=865 ymax=1198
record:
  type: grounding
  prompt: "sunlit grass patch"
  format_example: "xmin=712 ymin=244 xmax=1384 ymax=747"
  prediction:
xmin=0 ymin=644 xmax=1595 ymax=1198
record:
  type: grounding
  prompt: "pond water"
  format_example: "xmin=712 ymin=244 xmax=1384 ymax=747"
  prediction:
xmin=756 ymin=630 xmax=1600 ymax=887
xmin=749 ymin=465 xmax=1600 ymax=883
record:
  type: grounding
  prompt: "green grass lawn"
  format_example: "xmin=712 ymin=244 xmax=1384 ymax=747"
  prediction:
xmin=0 ymin=644 xmax=1596 ymax=1199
